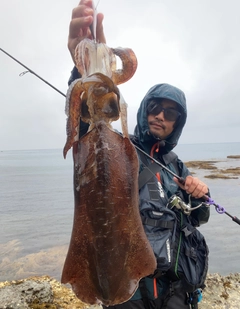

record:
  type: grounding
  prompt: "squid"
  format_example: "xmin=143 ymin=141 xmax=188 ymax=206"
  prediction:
xmin=61 ymin=38 xmax=156 ymax=306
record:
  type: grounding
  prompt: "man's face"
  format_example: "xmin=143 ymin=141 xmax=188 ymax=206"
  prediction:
xmin=147 ymin=99 xmax=180 ymax=140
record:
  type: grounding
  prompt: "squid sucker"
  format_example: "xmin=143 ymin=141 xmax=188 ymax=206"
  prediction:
xmin=61 ymin=39 xmax=156 ymax=306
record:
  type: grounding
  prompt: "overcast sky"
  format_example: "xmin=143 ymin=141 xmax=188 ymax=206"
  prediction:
xmin=1 ymin=0 xmax=240 ymax=151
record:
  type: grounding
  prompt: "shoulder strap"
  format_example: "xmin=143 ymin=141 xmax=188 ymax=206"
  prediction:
xmin=162 ymin=151 xmax=179 ymax=175
xmin=137 ymin=148 xmax=180 ymax=190
xmin=136 ymin=149 xmax=160 ymax=190
xmin=132 ymin=138 xmax=180 ymax=190
xmin=138 ymin=162 xmax=161 ymax=190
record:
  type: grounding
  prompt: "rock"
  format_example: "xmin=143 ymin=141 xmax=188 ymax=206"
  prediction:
xmin=0 ymin=276 xmax=87 ymax=309
xmin=227 ymin=155 xmax=240 ymax=159
xmin=199 ymin=273 xmax=240 ymax=309
xmin=184 ymin=159 xmax=240 ymax=179
xmin=0 ymin=274 xmax=239 ymax=309
xmin=0 ymin=279 xmax=53 ymax=309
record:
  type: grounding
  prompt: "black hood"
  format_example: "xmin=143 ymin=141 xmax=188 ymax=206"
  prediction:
xmin=134 ymin=83 xmax=187 ymax=154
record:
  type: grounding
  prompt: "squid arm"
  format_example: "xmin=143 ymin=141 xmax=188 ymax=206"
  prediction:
xmin=63 ymin=79 xmax=85 ymax=159
xmin=111 ymin=47 xmax=138 ymax=85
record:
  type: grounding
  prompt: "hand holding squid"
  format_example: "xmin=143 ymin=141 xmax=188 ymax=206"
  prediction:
xmin=68 ymin=0 xmax=105 ymax=64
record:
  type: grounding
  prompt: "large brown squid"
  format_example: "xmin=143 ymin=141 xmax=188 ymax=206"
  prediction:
xmin=61 ymin=38 xmax=156 ymax=306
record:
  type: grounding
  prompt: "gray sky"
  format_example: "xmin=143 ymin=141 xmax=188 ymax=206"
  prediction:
xmin=1 ymin=0 xmax=240 ymax=151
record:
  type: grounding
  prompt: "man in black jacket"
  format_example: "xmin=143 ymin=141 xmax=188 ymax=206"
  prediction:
xmin=66 ymin=1 xmax=210 ymax=308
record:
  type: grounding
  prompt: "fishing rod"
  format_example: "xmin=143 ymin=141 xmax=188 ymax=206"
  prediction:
xmin=0 ymin=47 xmax=66 ymax=98
xmin=2 ymin=47 xmax=239 ymax=226
xmin=135 ymin=144 xmax=240 ymax=226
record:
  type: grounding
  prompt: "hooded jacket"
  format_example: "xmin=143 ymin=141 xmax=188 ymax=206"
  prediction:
xmin=130 ymin=83 xmax=209 ymax=301
xmin=132 ymin=83 xmax=210 ymax=227
xmin=134 ymin=83 xmax=187 ymax=155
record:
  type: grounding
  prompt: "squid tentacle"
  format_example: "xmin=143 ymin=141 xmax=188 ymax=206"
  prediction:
xmin=111 ymin=47 xmax=138 ymax=85
xmin=64 ymin=40 xmax=138 ymax=157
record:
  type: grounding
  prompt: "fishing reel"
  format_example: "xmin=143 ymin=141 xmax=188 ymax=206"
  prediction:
xmin=167 ymin=194 xmax=204 ymax=215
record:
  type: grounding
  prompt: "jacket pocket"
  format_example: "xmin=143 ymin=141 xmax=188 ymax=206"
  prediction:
xmin=141 ymin=207 xmax=177 ymax=273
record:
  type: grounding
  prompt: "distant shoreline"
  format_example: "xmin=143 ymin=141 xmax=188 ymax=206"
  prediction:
xmin=185 ymin=156 xmax=240 ymax=179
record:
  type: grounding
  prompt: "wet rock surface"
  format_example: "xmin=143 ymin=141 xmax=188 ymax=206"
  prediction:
xmin=0 ymin=274 xmax=240 ymax=309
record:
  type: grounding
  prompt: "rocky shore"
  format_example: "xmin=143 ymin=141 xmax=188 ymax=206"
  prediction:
xmin=184 ymin=156 xmax=240 ymax=179
xmin=0 ymin=273 xmax=240 ymax=309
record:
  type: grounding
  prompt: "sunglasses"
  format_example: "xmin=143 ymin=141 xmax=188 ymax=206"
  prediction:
xmin=147 ymin=102 xmax=181 ymax=121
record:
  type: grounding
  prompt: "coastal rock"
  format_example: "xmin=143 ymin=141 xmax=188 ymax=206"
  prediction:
xmin=0 ymin=279 xmax=53 ymax=309
xmin=184 ymin=159 xmax=240 ymax=179
xmin=199 ymin=273 xmax=240 ymax=309
xmin=0 ymin=274 xmax=239 ymax=309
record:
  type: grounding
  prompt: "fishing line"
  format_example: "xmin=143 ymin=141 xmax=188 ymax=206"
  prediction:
xmin=0 ymin=47 xmax=66 ymax=98
xmin=94 ymin=0 xmax=100 ymax=10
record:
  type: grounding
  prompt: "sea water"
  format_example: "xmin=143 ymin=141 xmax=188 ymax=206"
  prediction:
xmin=0 ymin=143 xmax=240 ymax=281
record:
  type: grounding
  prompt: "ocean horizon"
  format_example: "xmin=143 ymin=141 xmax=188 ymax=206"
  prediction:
xmin=1 ymin=142 xmax=240 ymax=282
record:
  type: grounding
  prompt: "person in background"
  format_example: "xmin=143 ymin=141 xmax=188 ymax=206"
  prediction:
xmin=66 ymin=1 xmax=210 ymax=308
